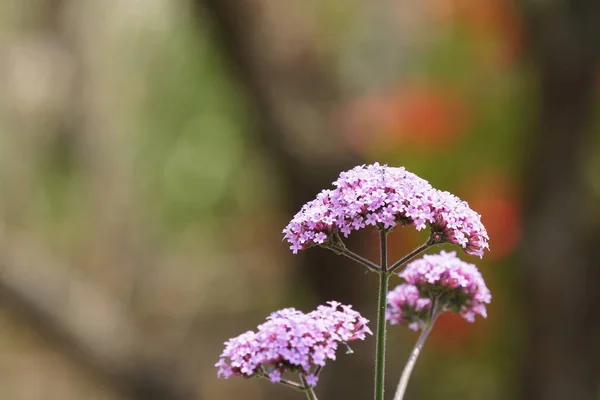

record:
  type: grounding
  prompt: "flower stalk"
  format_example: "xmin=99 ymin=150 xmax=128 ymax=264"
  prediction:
xmin=327 ymin=239 xmax=381 ymax=273
xmin=300 ymin=375 xmax=319 ymax=400
xmin=389 ymin=240 xmax=433 ymax=273
xmin=374 ymin=230 xmax=389 ymax=400
xmin=271 ymin=377 xmax=305 ymax=391
xmin=393 ymin=320 xmax=435 ymax=400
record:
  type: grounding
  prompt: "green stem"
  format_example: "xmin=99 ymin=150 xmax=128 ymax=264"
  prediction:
xmin=393 ymin=322 xmax=434 ymax=400
xmin=300 ymin=375 xmax=319 ymax=400
xmin=258 ymin=368 xmax=305 ymax=392
xmin=374 ymin=230 xmax=389 ymax=400
xmin=388 ymin=240 xmax=432 ymax=273
xmin=325 ymin=232 xmax=381 ymax=273
xmin=332 ymin=245 xmax=381 ymax=273
xmin=394 ymin=300 xmax=440 ymax=400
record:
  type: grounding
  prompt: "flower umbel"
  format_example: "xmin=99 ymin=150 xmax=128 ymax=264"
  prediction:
xmin=216 ymin=302 xmax=372 ymax=386
xmin=390 ymin=251 xmax=491 ymax=400
xmin=392 ymin=251 xmax=491 ymax=325
xmin=283 ymin=163 xmax=489 ymax=257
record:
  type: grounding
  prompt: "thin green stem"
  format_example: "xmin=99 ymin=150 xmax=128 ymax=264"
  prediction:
xmin=374 ymin=272 xmax=390 ymax=400
xmin=258 ymin=368 xmax=305 ymax=392
xmin=325 ymin=232 xmax=380 ymax=273
xmin=393 ymin=323 xmax=434 ymax=400
xmin=280 ymin=380 xmax=306 ymax=392
xmin=393 ymin=300 xmax=440 ymax=400
xmin=380 ymin=230 xmax=388 ymax=273
xmin=388 ymin=240 xmax=432 ymax=273
xmin=332 ymin=245 xmax=381 ymax=273
xmin=300 ymin=375 xmax=319 ymax=400
xmin=374 ymin=229 xmax=389 ymax=400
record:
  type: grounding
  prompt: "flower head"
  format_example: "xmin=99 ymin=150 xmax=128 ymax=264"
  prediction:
xmin=216 ymin=302 xmax=371 ymax=386
xmin=283 ymin=163 xmax=489 ymax=257
xmin=386 ymin=284 xmax=432 ymax=331
xmin=398 ymin=251 xmax=491 ymax=323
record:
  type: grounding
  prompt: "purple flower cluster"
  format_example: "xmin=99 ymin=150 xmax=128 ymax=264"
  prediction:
xmin=216 ymin=302 xmax=371 ymax=386
xmin=387 ymin=251 xmax=491 ymax=327
xmin=386 ymin=284 xmax=432 ymax=331
xmin=283 ymin=163 xmax=489 ymax=257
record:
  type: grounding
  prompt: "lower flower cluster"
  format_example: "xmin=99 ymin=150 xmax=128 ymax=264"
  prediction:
xmin=216 ymin=301 xmax=372 ymax=386
xmin=387 ymin=251 xmax=492 ymax=329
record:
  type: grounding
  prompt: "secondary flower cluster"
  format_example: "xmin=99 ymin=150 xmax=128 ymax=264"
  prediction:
xmin=283 ymin=163 xmax=489 ymax=257
xmin=386 ymin=284 xmax=432 ymax=331
xmin=216 ymin=302 xmax=372 ymax=386
xmin=387 ymin=251 xmax=491 ymax=329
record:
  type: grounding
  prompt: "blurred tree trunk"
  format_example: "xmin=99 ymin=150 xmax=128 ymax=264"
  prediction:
xmin=519 ymin=0 xmax=600 ymax=399
xmin=194 ymin=1 xmax=377 ymax=399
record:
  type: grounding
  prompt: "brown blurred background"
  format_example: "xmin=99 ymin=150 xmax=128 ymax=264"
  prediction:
xmin=0 ymin=0 xmax=599 ymax=399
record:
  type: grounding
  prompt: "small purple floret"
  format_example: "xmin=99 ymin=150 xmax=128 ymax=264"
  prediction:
xmin=386 ymin=284 xmax=432 ymax=331
xmin=305 ymin=374 xmax=319 ymax=387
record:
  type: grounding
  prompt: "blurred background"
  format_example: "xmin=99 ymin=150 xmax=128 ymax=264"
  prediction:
xmin=0 ymin=0 xmax=599 ymax=399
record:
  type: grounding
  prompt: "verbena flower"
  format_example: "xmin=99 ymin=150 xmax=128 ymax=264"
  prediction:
xmin=282 ymin=163 xmax=489 ymax=257
xmin=386 ymin=284 xmax=432 ymax=331
xmin=216 ymin=302 xmax=372 ymax=386
xmin=395 ymin=251 xmax=491 ymax=324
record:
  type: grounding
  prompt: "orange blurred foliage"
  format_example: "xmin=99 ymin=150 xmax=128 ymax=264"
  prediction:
xmin=462 ymin=170 xmax=521 ymax=260
xmin=427 ymin=313 xmax=478 ymax=353
xmin=425 ymin=294 xmax=497 ymax=354
xmin=340 ymin=84 xmax=470 ymax=154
